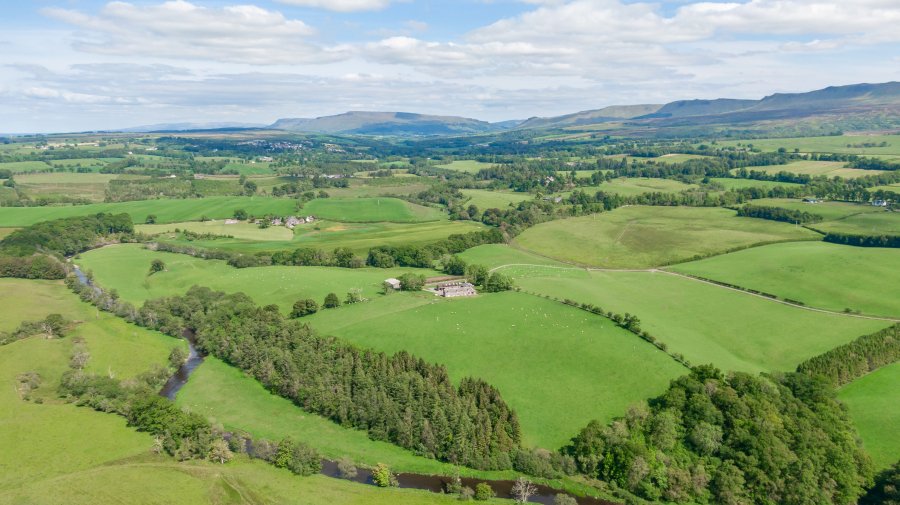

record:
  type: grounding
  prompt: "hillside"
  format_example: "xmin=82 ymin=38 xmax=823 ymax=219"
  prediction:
xmin=517 ymin=104 xmax=662 ymax=129
xmin=270 ymin=111 xmax=514 ymax=136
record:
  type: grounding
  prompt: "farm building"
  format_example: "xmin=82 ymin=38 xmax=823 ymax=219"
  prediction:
xmin=872 ymin=199 xmax=888 ymax=207
xmin=436 ymin=281 xmax=477 ymax=298
xmin=384 ymin=278 xmax=402 ymax=290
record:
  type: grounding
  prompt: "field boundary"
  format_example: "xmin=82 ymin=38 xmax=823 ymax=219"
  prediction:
xmin=489 ymin=262 xmax=900 ymax=323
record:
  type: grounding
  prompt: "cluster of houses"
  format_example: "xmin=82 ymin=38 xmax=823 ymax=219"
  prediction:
xmin=222 ymin=215 xmax=316 ymax=228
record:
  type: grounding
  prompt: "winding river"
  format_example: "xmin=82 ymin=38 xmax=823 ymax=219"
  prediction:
xmin=71 ymin=265 xmax=615 ymax=505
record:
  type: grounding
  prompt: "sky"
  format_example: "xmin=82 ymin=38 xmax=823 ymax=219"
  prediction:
xmin=2 ymin=0 xmax=899 ymax=132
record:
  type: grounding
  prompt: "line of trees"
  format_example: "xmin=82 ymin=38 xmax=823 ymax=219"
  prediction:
xmin=736 ymin=204 xmax=824 ymax=224
xmin=796 ymin=324 xmax=900 ymax=386
xmin=823 ymin=232 xmax=900 ymax=248
xmin=67 ymin=277 xmax=523 ymax=470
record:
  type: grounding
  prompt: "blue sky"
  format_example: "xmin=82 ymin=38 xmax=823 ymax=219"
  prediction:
xmin=2 ymin=0 xmax=899 ymax=132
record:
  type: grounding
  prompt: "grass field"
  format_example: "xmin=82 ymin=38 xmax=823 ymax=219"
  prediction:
xmin=327 ymin=181 xmax=432 ymax=198
xmin=301 ymin=197 xmax=445 ymax=223
xmin=514 ymin=206 xmax=820 ymax=268
xmin=434 ymin=160 xmax=495 ymax=173
xmin=749 ymin=198 xmax=884 ymax=220
xmin=811 ymin=212 xmax=900 ymax=236
xmin=0 ymin=227 xmax=16 ymax=240
xmin=596 ymin=177 xmax=697 ymax=196
xmin=461 ymin=189 xmax=532 ymax=209
xmin=0 ymin=161 xmax=52 ymax=173
xmin=515 ymin=271 xmax=889 ymax=373
xmin=77 ymin=244 xmax=434 ymax=313
xmin=735 ymin=160 xmax=883 ymax=179
xmin=138 ymin=219 xmax=295 ymax=241
xmin=15 ymin=172 xmax=126 ymax=202
xmin=838 ymin=361 xmax=900 ymax=470
xmin=670 ymin=241 xmax=900 ymax=316
xmin=0 ymin=196 xmax=298 ymax=227
xmin=719 ymin=134 xmax=900 ymax=157
xmin=872 ymin=183 xmax=900 ymax=194
xmin=458 ymin=244 xmax=587 ymax=279
xmin=306 ymin=291 xmax=687 ymax=449
xmin=710 ymin=178 xmax=803 ymax=190
xmin=158 ymin=219 xmax=487 ymax=255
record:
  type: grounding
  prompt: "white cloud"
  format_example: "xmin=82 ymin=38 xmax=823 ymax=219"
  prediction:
xmin=42 ymin=0 xmax=349 ymax=65
xmin=276 ymin=0 xmax=396 ymax=12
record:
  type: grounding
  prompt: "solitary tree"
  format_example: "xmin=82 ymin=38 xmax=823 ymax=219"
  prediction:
xmin=168 ymin=346 xmax=188 ymax=369
xmin=511 ymin=477 xmax=537 ymax=504
xmin=149 ymin=259 xmax=166 ymax=275
xmin=145 ymin=214 xmax=157 ymax=224
xmin=372 ymin=463 xmax=397 ymax=487
xmin=323 ymin=292 xmax=341 ymax=309
xmin=233 ymin=209 xmax=248 ymax=220
xmin=208 ymin=439 xmax=233 ymax=464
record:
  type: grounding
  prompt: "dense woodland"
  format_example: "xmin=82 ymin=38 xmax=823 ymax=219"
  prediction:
xmin=566 ymin=366 xmax=873 ymax=505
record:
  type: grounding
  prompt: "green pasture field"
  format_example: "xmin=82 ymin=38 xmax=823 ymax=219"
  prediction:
xmin=514 ymin=206 xmax=820 ymax=268
xmin=461 ymin=189 xmax=532 ymax=209
xmin=670 ymin=241 xmax=900 ymax=316
xmin=709 ymin=178 xmax=803 ymax=190
xmin=328 ymin=181 xmax=433 ymax=198
xmin=224 ymin=161 xmax=276 ymax=175
xmin=306 ymin=291 xmax=687 ymax=449
xmin=737 ymin=160 xmax=882 ymax=179
xmin=76 ymin=244 xmax=434 ymax=313
xmin=301 ymin=197 xmax=445 ymax=223
xmin=748 ymin=198 xmax=884 ymax=220
xmin=15 ymin=172 xmax=125 ymax=202
xmin=596 ymin=177 xmax=697 ymax=196
xmin=872 ymin=183 xmax=900 ymax=194
xmin=0 ymin=227 xmax=16 ymax=240
xmin=458 ymin=244 xmax=588 ymax=279
xmin=719 ymin=134 xmax=900 ymax=157
xmin=657 ymin=154 xmax=711 ymax=163
xmin=138 ymin=219 xmax=295 ymax=241
xmin=434 ymin=160 xmax=494 ymax=173
xmin=838 ymin=361 xmax=900 ymax=470
xmin=157 ymin=219 xmax=486 ymax=255
xmin=0 ymin=161 xmax=52 ymax=173
xmin=0 ymin=196 xmax=298 ymax=227
xmin=0 ymin=279 xmax=185 ymax=379
xmin=515 ymin=271 xmax=889 ymax=373
xmin=811 ymin=211 xmax=900 ymax=236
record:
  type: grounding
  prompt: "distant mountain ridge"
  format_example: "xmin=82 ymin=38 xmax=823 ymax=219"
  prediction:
xmin=113 ymin=122 xmax=267 ymax=133
xmin=269 ymin=111 xmax=518 ymax=136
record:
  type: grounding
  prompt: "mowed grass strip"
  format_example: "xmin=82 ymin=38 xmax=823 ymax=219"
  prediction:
xmin=515 ymin=272 xmax=890 ymax=373
xmin=302 ymin=197 xmax=445 ymax=223
xmin=306 ymin=291 xmax=687 ymax=449
xmin=514 ymin=206 xmax=820 ymax=268
xmin=670 ymin=241 xmax=900 ymax=317
xmin=710 ymin=178 xmax=803 ymax=190
xmin=76 ymin=244 xmax=434 ymax=313
xmin=0 ymin=196 xmax=298 ymax=227
xmin=737 ymin=160 xmax=882 ymax=178
xmin=838 ymin=361 xmax=900 ymax=470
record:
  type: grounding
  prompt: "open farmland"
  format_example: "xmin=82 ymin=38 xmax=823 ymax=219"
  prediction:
xmin=434 ymin=160 xmax=495 ymax=173
xmin=736 ymin=160 xmax=882 ymax=178
xmin=718 ymin=134 xmax=900 ymax=157
xmin=709 ymin=178 xmax=803 ymax=190
xmin=0 ymin=196 xmax=298 ymax=227
xmin=514 ymin=206 xmax=820 ymax=268
xmin=138 ymin=219 xmax=295 ymax=241
xmin=301 ymin=197 xmax=445 ymax=222
xmin=595 ymin=177 xmax=697 ymax=196
xmin=0 ymin=161 xmax=53 ymax=173
xmin=76 ymin=244 xmax=434 ymax=312
xmin=306 ymin=291 xmax=687 ymax=449
xmin=670 ymin=241 xmax=900 ymax=316
xmin=461 ymin=189 xmax=532 ymax=209
xmin=154 ymin=219 xmax=486 ymax=255
xmin=515 ymin=271 xmax=889 ymax=373
xmin=838 ymin=361 xmax=900 ymax=470
xmin=15 ymin=172 xmax=128 ymax=202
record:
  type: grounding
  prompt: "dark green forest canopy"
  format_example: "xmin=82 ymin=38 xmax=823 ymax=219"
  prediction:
xmin=566 ymin=365 xmax=872 ymax=505
xmin=0 ymin=212 xmax=133 ymax=257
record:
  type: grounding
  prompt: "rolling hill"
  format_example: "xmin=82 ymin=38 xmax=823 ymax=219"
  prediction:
xmin=269 ymin=111 xmax=518 ymax=136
